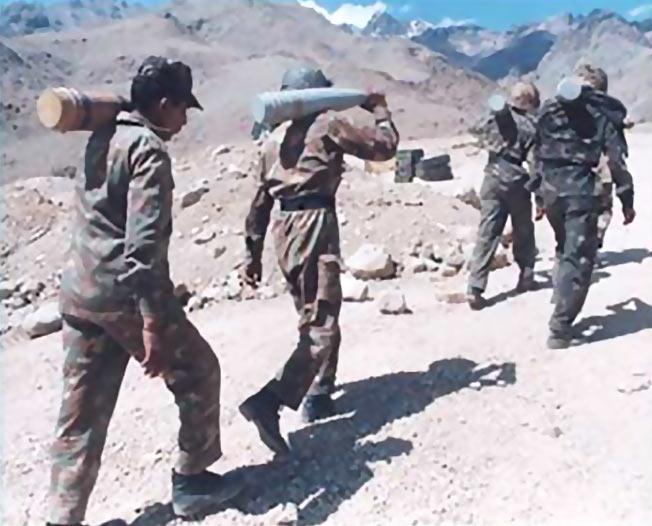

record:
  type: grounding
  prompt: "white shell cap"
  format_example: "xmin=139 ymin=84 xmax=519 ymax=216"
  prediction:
xmin=557 ymin=78 xmax=582 ymax=101
xmin=488 ymin=94 xmax=507 ymax=113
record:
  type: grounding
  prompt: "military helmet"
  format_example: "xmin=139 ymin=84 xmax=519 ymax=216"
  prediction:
xmin=574 ymin=63 xmax=608 ymax=92
xmin=280 ymin=66 xmax=333 ymax=90
xmin=509 ymin=81 xmax=540 ymax=111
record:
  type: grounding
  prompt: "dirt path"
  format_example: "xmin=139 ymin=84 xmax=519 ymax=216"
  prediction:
xmin=2 ymin=127 xmax=651 ymax=526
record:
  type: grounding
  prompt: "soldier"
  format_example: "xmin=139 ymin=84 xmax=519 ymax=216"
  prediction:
xmin=46 ymin=56 xmax=243 ymax=526
xmin=466 ymin=82 xmax=541 ymax=310
xmin=238 ymin=66 xmax=399 ymax=455
xmin=531 ymin=71 xmax=636 ymax=350
xmin=573 ymin=64 xmax=632 ymax=265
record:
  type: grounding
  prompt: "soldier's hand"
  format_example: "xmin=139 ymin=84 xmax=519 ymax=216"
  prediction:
xmin=535 ymin=206 xmax=546 ymax=221
xmin=241 ymin=260 xmax=262 ymax=288
xmin=361 ymin=92 xmax=387 ymax=112
xmin=623 ymin=207 xmax=636 ymax=225
xmin=141 ymin=327 xmax=165 ymax=378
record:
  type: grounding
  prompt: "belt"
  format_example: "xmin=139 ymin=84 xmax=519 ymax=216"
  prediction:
xmin=279 ymin=194 xmax=335 ymax=212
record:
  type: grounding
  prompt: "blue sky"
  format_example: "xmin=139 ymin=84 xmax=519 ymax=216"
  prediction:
xmin=3 ymin=0 xmax=652 ymax=31
xmin=303 ymin=0 xmax=652 ymax=29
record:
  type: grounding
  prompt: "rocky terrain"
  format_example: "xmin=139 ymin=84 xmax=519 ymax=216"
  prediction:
xmin=2 ymin=122 xmax=651 ymax=525
xmin=1 ymin=2 xmax=652 ymax=524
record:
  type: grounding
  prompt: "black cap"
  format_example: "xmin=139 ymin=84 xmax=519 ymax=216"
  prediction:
xmin=280 ymin=66 xmax=333 ymax=90
xmin=133 ymin=55 xmax=202 ymax=110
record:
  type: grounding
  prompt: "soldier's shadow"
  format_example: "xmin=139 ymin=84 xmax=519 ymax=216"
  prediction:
xmin=597 ymin=248 xmax=652 ymax=269
xmin=124 ymin=358 xmax=516 ymax=526
xmin=576 ymin=297 xmax=652 ymax=344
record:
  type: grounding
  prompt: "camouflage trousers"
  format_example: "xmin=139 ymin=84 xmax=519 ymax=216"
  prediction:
xmin=468 ymin=181 xmax=535 ymax=293
xmin=597 ymin=182 xmax=614 ymax=249
xmin=545 ymin=196 xmax=600 ymax=338
xmin=48 ymin=308 xmax=222 ymax=524
xmin=265 ymin=208 xmax=342 ymax=410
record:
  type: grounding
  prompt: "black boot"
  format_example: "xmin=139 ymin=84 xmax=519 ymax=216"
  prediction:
xmin=301 ymin=394 xmax=336 ymax=423
xmin=466 ymin=288 xmax=487 ymax=310
xmin=516 ymin=268 xmax=536 ymax=293
xmin=239 ymin=388 xmax=290 ymax=456
xmin=171 ymin=469 xmax=244 ymax=519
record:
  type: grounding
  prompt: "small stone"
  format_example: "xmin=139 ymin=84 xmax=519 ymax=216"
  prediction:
xmin=441 ymin=265 xmax=460 ymax=278
xmin=181 ymin=188 xmax=206 ymax=209
xmin=187 ymin=296 xmax=204 ymax=312
xmin=377 ymin=288 xmax=411 ymax=315
xmin=444 ymin=243 xmax=466 ymax=269
xmin=213 ymin=246 xmax=227 ymax=259
xmin=490 ymin=246 xmax=511 ymax=270
xmin=21 ymin=302 xmax=62 ymax=338
xmin=210 ymin=144 xmax=231 ymax=161
xmin=193 ymin=229 xmax=216 ymax=245
xmin=224 ymin=271 xmax=243 ymax=299
xmin=436 ymin=290 xmax=468 ymax=304
xmin=200 ymin=285 xmax=224 ymax=303
xmin=455 ymin=185 xmax=481 ymax=210
xmin=257 ymin=285 xmax=278 ymax=300
xmin=346 ymin=244 xmax=396 ymax=280
xmin=0 ymin=280 xmax=14 ymax=300
xmin=201 ymin=215 xmax=210 ymax=224
xmin=341 ymin=274 xmax=370 ymax=302
xmin=405 ymin=257 xmax=427 ymax=274
xmin=549 ymin=426 xmax=563 ymax=438
xmin=469 ymin=381 xmax=482 ymax=390
xmin=226 ymin=163 xmax=247 ymax=179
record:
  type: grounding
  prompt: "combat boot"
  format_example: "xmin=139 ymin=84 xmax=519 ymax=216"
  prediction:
xmin=546 ymin=334 xmax=571 ymax=350
xmin=466 ymin=288 xmax=487 ymax=310
xmin=239 ymin=388 xmax=290 ymax=455
xmin=301 ymin=394 xmax=336 ymax=423
xmin=516 ymin=268 xmax=536 ymax=293
xmin=172 ymin=469 xmax=244 ymax=519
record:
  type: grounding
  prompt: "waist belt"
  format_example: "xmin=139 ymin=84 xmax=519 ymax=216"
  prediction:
xmin=280 ymin=194 xmax=335 ymax=212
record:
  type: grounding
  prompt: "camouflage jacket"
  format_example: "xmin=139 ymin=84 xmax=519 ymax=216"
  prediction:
xmin=60 ymin=112 xmax=180 ymax=324
xmin=531 ymin=87 xmax=634 ymax=209
xmin=244 ymin=105 xmax=399 ymax=265
xmin=469 ymin=106 xmax=537 ymax=188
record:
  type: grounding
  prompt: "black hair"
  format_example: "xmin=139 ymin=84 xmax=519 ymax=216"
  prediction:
xmin=130 ymin=75 xmax=183 ymax=114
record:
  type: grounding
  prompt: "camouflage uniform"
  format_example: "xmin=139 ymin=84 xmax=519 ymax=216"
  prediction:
xmin=49 ymin=112 xmax=223 ymax=524
xmin=573 ymin=64 xmax=630 ymax=251
xmin=532 ymin=86 xmax=634 ymax=344
xmin=244 ymin=106 xmax=399 ymax=411
xmin=467 ymin=96 xmax=538 ymax=296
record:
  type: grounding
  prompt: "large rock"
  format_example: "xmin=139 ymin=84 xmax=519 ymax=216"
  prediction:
xmin=377 ymin=288 xmax=411 ymax=315
xmin=347 ymin=244 xmax=396 ymax=280
xmin=443 ymin=243 xmax=466 ymax=269
xmin=22 ymin=302 xmax=62 ymax=338
xmin=341 ymin=274 xmax=370 ymax=302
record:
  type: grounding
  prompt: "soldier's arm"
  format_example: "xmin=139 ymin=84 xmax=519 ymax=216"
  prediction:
xmin=120 ymin=138 xmax=173 ymax=326
xmin=604 ymin=122 xmax=634 ymax=211
xmin=326 ymin=106 xmax=399 ymax=161
xmin=244 ymin=150 xmax=274 ymax=270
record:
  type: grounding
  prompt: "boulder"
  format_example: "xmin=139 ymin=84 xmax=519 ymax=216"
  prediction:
xmin=341 ymin=274 xmax=370 ymax=302
xmin=180 ymin=188 xmax=206 ymax=209
xmin=377 ymin=288 xmax=411 ymax=315
xmin=346 ymin=244 xmax=396 ymax=280
xmin=22 ymin=302 xmax=62 ymax=338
